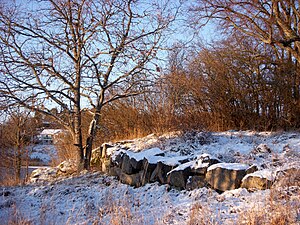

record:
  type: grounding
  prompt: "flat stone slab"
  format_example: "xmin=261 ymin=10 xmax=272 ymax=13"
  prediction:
xmin=206 ymin=163 xmax=249 ymax=192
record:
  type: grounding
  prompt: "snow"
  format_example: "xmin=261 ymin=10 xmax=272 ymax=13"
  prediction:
xmin=207 ymin=163 xmax=250 ymax=171
xmin=39 ymin=129 xmax=64 ymax=135
xmin=125 ymin=147 xmax=164 ymax=161
xmin=242 ymin=169 xmax=277 ymax=182
xmin=158 ymin=156 xmax=190 ymax=166
xmin=29 ymin=144 xmax=57 ymax=164
xmin=1 ymin=130 xmax=300 ymax=224
xmin=168 ymin=161 xmax=194 ymax=173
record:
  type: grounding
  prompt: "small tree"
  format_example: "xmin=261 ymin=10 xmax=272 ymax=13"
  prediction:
xmin=0 ymin=106 xmax=37 ymax=182
xmin=0 ymin=0 xmax=178 ymax=170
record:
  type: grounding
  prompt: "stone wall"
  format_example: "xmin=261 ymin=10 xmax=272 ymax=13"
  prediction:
xmin=91 ymin=143 xmax=281 ymax=192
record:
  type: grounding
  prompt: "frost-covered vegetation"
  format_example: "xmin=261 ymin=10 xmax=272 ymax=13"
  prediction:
xmin=1 ymin=131 xmax=299 ymax=224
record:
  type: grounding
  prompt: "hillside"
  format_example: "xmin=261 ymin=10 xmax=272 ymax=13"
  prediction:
xmin=1 ymin=130 xmax=299 ymax=225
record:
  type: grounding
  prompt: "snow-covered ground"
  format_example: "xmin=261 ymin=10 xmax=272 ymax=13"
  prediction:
xmin=1 ymin=130 xmax=299 ymax=224
xmin=29 ymin=144 xmax=57 ymax=164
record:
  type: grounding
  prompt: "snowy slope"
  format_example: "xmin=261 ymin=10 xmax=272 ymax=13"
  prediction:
xmin=29 ymin=144 xmax=57 ymax=164
xmin=0 ymin=130 xmax=299 ymax=224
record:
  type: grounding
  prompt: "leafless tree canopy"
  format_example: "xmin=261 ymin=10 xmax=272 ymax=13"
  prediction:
xmin=0 ymin=0 xmax=178 ymax=170
xmin=190 ymin=0 xmax=300 ymax=62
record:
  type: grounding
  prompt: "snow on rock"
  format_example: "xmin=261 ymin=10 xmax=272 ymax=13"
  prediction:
xmin=150 ymin=155 xmax=189 ymax=166
xmin=243 ymin=169 xmax=277 ymax=182
xmin=167 ymin=154 xmax=220 ymax=175
xmin=126 ymin=147 xmax=164 ymax=161
xmin=29 ymin=167 xmax=58 ymax=183
xmin=241 ymin=169 xmax=276 ymax=190
xmin=207 ymin=163 xmax=250 ymax=171
xmin=206 ymin=163 xmax=250 ymax=192
xmin=4 ymin=130 xmax=299 ymax=225
xmin=29 ymin=160 xmax=77 ymax=183
xmin=57 ymin=159 xmax=77 ymax=174
xmin=166 ymin=154 xmax=221 ymax=190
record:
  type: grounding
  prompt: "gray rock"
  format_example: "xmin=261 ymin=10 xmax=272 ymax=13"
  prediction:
xmin=241 ymin=169 xmax=276 ymax=190
xmin=108 ymin=166 xmax=121 ymax=177
xmin=130 ymin=157 xmax=143 ymax=171
xmin=119 ymin=148 xmax=164 ymax=175
xmin=119 ymin=171 xmax=143 ymax=187
xmin=241 ymin=175 xmax=273 ymax=190
xmin=57 ymin=160 xmax=77 ymax=175
xmin=186 ymin=175 xmax=206 ymax=190
xmin=150 ymin=161 xmax=173 ymax=184
xmin=167 ymin=166 xmax=191 ymax=189
xmin=246 ymin=165 xmax=258 ymax=174
xmin=206 ymin=163 xmax=249 ymax=192
xmin=112 ymin=151 xmax=125 ymax=167
xmin=121 ymin=154 xmax=133 ymax=174
xmin=140 ymin=158 xmax=158 ymax=185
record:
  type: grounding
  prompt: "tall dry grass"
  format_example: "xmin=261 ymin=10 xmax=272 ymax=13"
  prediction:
xmin=238 ymin=169 xmax=300 ymax=225
xmin=188 ymin=202 xmax=219 ymax=225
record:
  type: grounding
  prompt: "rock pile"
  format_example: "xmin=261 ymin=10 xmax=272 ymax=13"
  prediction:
xmin=91 ymin=143 xmax=282 ymax=192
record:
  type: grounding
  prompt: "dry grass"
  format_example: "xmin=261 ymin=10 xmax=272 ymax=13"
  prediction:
xmin=238 ymin=193 xmax=299 ymax=225
xmin=0 ymin=168 xmax=24 ymax=186
xmin=7 ymin=204 xmax=32 ymax=225
xmin=188 ymin=202 xmax=219 ymax=225
xmin=238 ymin=170 xmax=300 ymax=225
xmin=187 ymin=169 xmax=300 ymax=225
xmin=92 ymin=189 xmax=147 ymax=225
xmin=53 ymin=132 xmax=78 ymax=164
xmin=0 ymin=175 xmax=19 ymax=186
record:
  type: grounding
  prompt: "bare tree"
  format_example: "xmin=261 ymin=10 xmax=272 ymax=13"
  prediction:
xmin=190 ymin=0 xmax=300 ymax=62
xmin=0 ymin=106 xmax=37 ymax=183
xmin=0 ymin=0 xmax=178 ymax=170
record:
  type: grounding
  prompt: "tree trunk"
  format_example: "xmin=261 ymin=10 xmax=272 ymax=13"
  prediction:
xmin=73 ymin=105 xmax=84 ymax=171
xmin=84 ymin=110 xmax=101 ymax=170
xmin=15 ymin=125 xmax=21 ymax=183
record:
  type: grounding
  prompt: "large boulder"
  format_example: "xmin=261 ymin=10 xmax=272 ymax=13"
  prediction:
xmin=241 ymin=169 xmax=275 ymax=190
xmin=130 ymin=156 xmax=143 ymax=171
xmin=186 ymin=175 xmax=206 ymax=190
xmin=121 ymin=154 xmax=134 ymax=174
xmin=167 ymin=162 xmax=192 ymax=189
xmin=57 ymin=159 xmax=77 ymax=175
xmin=140 ymin=158 xmax=160 ymax=185
xmin=149 ymin=156 xmax=189 ymax=184
xmin=150 ymin=161 xmax=173 ymax=184
xmin=206 ymin=163 xmax=249 ymax=192
xmin=165 ymin=154 xmax=221 ymax=189
xmin=119 ymin=171 xmax=143 ymax=187
xmin=116 ymin=147 xmax=164 ymax=175
xmin=111 ymin=150 xmax=125 ymax=167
